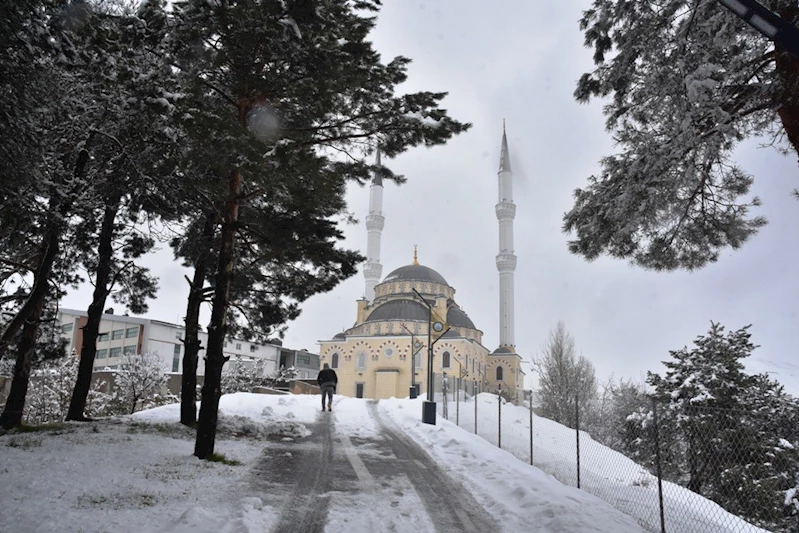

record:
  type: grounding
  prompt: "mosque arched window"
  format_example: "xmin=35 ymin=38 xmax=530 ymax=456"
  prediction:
xmin=496 ymin=366 xmax=504 ymax=381
xmin=442 ymin=351 xmax=451 ymax=369
xmin=331 ymin=353 xmax=339 ymax=369
xmin=356 ymin=352 xmax=367 ymax=370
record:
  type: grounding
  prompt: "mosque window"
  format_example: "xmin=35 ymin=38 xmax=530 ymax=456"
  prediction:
xmin=383 ymin=346 xmax=394 ymax=358
xmin=442 ymin=351 xmax=451 ymax=369
xmin=496 ymin=366 xmax=504 ymax=381
xmin=356 ymin=352 xmax=367 ymax=370
xmin=331 ymin=353 xmax=340 ymax=369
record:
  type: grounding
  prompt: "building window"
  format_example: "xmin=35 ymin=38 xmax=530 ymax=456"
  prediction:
xmin=383 ymin=347 xmax=394 ymax=358
xmin=175 ymin=330 xmax=183 ymax=340
xmin=111 ymin=329 xmax=124 ymax=340
xmin=109 ymin=347 xmax=122 ymax=358
xmin=331 ymin=353 xmax=339 ymax=369
xmin=496 ymin=366 xmax=504 ymax=381
xmin=62 ymin=323 xmax=73 ymax=333
xmin=172 ymin=344 xmax=181 ymax=372
xmin=236 ymin=343 xmax=242 ymax=350
xmin=126 ymin=327 xmax=138 ymax=338
xmin=356 ymin=352 xmax=367 ymax=370
xmin=98 ymin=333 xmax=110 ymax=342
xmin=250 ymin=344 xmax=257 ymax=352
xmin=442 ymin=351 xmax=451 ymax=369
xmin=123 ymin=345 xmax=136 ymax=355
xmin=96 ymin=349 xmax=107 ymax=359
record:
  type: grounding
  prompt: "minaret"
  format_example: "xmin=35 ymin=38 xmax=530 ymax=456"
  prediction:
xmin=496 ymin=123 xmax=517 ymax=348
xmin=363 ymin=149 xmax=385 ymax=302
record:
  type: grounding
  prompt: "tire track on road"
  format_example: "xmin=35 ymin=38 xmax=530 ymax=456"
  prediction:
xmin=367 ymin=401 xmax=500 ymax=533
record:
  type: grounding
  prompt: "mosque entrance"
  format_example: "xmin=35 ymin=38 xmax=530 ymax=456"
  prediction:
xmin=355 ymin=383 xmax=364 ymax=398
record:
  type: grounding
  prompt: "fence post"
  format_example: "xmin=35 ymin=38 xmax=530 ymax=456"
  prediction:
xmin=456 ymin=376 xmax=460 ymax=426
xmin=474 ymin=379 xmax=477 ymax=435
xmin=576 ymin=387 xmax=581 ymax=489
xmin=442 ymin=372 xmax=448 ymax=420
xmin=498 ymin=383 xmax=502 ymax=449
xmin=529 ymin=392 xmax=534 ymax=466
xmin=652 ymin=398 xmax=666 ymax=533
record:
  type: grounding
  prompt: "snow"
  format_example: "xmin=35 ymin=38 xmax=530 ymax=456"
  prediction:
xmin=0 ymin=393 xmax=768 ymax=532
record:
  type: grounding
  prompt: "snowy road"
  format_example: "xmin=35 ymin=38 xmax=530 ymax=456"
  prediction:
xmin=249 ymin=398 xmax=498 ymax=533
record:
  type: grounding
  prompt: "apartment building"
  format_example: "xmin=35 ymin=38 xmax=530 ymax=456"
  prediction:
xmin=57 ymin=308 xmax=320 ymax=379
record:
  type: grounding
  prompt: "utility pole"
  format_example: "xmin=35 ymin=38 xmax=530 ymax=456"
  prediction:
xmin=401 ymin=323 xmax=423 ymax=399
xmin=412 ymin=288 xmax=448 ymax=425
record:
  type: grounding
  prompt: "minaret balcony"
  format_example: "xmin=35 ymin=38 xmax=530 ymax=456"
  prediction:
xmin=365 ymin=214 xmax=385 ymax=231
xmin=495 ymin=202 xmax=516 ymax=221
xmin=363 ymin=261 xmax=383 ymax=279
xmin=495 ymin=253 xmax=517 ymax=272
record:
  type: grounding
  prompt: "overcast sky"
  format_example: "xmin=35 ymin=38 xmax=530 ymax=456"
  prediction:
xmin=62 ymin=1 xmax=799 ymax=394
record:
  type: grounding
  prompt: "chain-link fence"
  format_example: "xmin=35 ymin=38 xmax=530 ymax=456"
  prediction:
xmin=431 ymin=376 xmax=798 ymax=533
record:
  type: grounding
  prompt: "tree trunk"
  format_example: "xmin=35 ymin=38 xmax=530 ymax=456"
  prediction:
xmin=0 ymin=136 xmax=93 ymax=429
xmin=0 ymin=134 xmax=92 ymax=360
xmin=66 ymin=201 xmax=119 ymax=421
xmin=775 ymin=4 xmax=799 ymax=162
xmin=180 ymin=210 xmax=217 ymax=426
xmin=0 ymin=275 xmax=49 ymax=429
xmin=0 ymin=210 xmax=62 ymax=361
xmin=194 ymin=172 xmax=241 ymax=459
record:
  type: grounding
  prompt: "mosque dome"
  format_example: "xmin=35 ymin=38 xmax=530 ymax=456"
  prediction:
xmin=365 ymin=299 xmax=429 ymax=322
xmin=332 ymin=332 xmax=346 ymax=340
xmin=382 ymin=264 xmax=448 ymax=286
xmin=446 ymin=306 xmax=475 ymax=329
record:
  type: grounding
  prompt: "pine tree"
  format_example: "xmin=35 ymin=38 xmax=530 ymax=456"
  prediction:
xmin=642 ymin=322 xmax=799 ymax=530
xmin=167 ymin=0 xmax=471 ymax=459
xmin=64 ymin=1 xmax=178 ymax=421
xmin=564 ymin=0 xmax=798 ymax=271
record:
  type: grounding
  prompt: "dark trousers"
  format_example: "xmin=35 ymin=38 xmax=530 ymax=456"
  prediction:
xmin=322 ymin=387 xmax=334 ymax=407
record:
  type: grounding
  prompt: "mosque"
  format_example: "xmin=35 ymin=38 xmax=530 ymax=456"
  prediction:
xmin=317 ymin=127 xmax=524 ymax=403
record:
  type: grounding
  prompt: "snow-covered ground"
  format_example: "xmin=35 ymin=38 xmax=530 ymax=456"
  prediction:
xmin=434 ymin=393 xmax=770 ymax=533
xmin=0 ymin=393 xmax=764 ymax=532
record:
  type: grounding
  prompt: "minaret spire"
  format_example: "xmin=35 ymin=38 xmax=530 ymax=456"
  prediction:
xmin=413 ymin=245 xmax=419 ymax=265
xmin=363 ymin=148 xmax=385 ymax=302
xmin=495 ymin=123 xmax=517 ymax=348
xmin=500 ymin=119 xmax=511 ymax=173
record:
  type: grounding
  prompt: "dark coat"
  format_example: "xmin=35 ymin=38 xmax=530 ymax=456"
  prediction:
xmin=317 ymin=367 xmax=338 ymax=389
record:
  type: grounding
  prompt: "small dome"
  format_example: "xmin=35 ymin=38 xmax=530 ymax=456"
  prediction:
xmin=447 ymin=306 xmax=475 ymax=329
xmin=492 ymin=346 xmax=514 ymax=354
xmin=333 ymin=332 xmax=346 ymax=340
xmin=382 ymin=264 xmax=448 ymax=286
xmin=366 ymin=299 xmax=429 ymax=322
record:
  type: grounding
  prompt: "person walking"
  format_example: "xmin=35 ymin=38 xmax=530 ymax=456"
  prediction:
xmin=317 ymin=363 xmax=338 ymax=412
